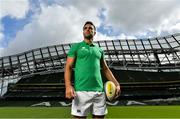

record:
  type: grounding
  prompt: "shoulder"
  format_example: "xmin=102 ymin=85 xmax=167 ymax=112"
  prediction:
xmin=71 ymin=42 xmax=80 ymax=47
xmin=70 ymin=42 xmax=82 ymax=49
xmin=68 ymin=42 xmax=82 ymax=57
xmin=94 ymin=43 xmax=103 ymax=52
xmin=93 ymin=43 xmax=100 ymax=48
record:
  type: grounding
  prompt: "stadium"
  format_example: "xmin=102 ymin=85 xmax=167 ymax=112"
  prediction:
xmin=1 ymin=33 xmax=180 ymax=118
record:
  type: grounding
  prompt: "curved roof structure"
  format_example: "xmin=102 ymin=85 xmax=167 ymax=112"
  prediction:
xmin=1 ymin=33 xmax=180 ymax=80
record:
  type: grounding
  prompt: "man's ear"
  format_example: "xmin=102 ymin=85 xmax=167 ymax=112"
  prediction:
xmin=94 ymin=31 xmax=96 ymax=36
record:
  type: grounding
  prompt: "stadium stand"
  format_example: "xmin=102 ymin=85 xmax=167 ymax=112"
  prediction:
xmin=1 ymin=33 xmax=180 ymax=106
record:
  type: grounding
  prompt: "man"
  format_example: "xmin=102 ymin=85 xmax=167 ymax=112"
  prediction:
xmin=64 ymin=21 xmax=121 ymax=119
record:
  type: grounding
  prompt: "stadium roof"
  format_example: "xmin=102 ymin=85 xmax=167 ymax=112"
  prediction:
xmin=1 ymin=33 xmax=180 ymax=79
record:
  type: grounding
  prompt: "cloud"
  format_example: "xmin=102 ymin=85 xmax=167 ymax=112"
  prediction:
xmin=156 ymin=10 xmax=180 ymax=35
xmin=0 ymin=0 xmax=30 ymax=56
xmin=0 ymin=32 xmax=4 ymax=41
xmin=0 ymin=21 xmax=4 ymax=43
xmin=95 ymin=32 xmax=137 ymax=41
xmin=1 ymin=2 xmax=103 ymax=56
xmin=105 ymin=0 xmax=180 ymax=35
xmin=0 ymin=0 xmax=30 ymax=19
xmin=0 ymin=47 xmax=4 ymax=57
xmin=170 ymin=23 xmax=180 ymax=32
xmin=1 ymin=0 xmax=180 ymax=57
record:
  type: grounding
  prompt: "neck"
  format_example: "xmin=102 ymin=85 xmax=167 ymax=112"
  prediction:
xmin=84 ymin=38 xmax=93 ymax=44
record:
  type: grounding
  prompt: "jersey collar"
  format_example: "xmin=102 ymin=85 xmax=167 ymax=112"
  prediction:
xmin=82 ymin=40 xmax=95 ymax=47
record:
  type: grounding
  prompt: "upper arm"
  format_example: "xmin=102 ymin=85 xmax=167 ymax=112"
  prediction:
xmin=65 ymin=57 xmax=75 ymax=69
xmin=101 ymin=59 xmax=109 ymax=71
xmin=66 ymin=43 xmax=78 ymax=68
xmin=99 ymin=47 xmax=107 ymax=70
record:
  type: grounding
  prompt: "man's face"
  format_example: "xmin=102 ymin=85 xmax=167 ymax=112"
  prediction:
xmin=83 ymin=24 xmax=96 ymax=40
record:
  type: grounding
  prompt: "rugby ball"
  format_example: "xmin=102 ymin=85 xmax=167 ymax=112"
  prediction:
xmin=104 ymin=81 xmax=116 ymax=101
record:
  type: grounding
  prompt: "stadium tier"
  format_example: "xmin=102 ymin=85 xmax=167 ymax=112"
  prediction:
xmin=1 ymin=33 xmax=180 ymax=103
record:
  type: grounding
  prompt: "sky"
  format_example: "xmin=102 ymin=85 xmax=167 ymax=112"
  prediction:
xmin=0 ymin=0 xmax=180 ymax=57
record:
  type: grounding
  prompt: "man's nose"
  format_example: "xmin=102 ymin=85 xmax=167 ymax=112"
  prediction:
xmin=86 ymin=29 xmax=90 ymax=32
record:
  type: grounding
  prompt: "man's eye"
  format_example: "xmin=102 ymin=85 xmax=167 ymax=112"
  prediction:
xmin=84 ymin=27 xmax=93 ymax=30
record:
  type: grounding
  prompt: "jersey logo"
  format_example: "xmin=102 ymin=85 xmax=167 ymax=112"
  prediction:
xmin=77 ymin=109 xmax=81 ymax=113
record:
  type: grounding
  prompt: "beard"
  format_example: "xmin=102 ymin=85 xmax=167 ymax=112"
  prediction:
xmin=84 ymin=34 xmax=93 ymax=40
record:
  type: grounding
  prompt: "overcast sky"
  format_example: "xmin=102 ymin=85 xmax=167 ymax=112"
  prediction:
xmin=0 ymin=0 xmax=180 ymax=57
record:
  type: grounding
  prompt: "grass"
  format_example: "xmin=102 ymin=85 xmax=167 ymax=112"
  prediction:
xmin=0 ymin=106 xmax=180 ymax=118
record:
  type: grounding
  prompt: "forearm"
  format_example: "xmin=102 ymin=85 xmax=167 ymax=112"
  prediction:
xmin=103 ymin=68 xmax=120 ymax=87
xmin=64 ymin=65 xmax=76 ymax=99
xmin=64 ymin=66 xmax=73 ymax=88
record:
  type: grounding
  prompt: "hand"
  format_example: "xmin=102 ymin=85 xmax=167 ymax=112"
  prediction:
xmin=65 ymin=86 xmax=76 ymax=99
xmin=115 ymin=85 xmax=121 ymax=99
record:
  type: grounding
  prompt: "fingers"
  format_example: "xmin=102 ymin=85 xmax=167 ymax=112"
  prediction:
xmin=115 ymin=91 xmax=120 ymax=99
xmin=114 ymin=86 xmax=121 ymax=99
xmin=66 ymin=93 xmax=74 ymax=99
xmin=65 ymin=88 xmax=76 ymax=99
xmin=115 ymin=92 xmax=120 ymax=99
xmin=71 ymin=89 xmax=76 ymax=98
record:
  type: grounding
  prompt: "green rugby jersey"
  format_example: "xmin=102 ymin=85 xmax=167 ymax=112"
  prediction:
xmin=68 ymin=41 xmax=104 ymax=92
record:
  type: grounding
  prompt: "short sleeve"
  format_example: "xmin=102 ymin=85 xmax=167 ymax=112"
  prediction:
xmin=99 ymin=47 xmax=105 ymax=59
xmin=67 ymin=43 xmax=79 ymax=58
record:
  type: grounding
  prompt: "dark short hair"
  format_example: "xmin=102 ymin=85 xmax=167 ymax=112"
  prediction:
xmin=83 ymin=21 xmax=96 ymax=31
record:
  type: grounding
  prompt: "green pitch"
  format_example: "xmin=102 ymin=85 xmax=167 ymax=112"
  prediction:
xmin=0 ymin=106 xmax=180 ymax=118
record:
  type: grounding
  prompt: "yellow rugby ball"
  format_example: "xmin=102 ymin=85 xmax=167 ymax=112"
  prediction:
xmin=104 ymin=81 xmax=116 ymax=101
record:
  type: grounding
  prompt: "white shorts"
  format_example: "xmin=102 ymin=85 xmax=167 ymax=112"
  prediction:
xmin=71 ymin=91 xmax=108 ymax=117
